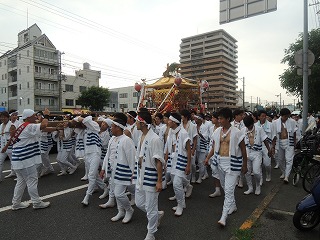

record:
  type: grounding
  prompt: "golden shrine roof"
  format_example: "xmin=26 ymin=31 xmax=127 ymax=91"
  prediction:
xmin=145 ymin=76 xmax=198 ymax=89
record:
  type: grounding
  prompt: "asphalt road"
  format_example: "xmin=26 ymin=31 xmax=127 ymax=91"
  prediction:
xmin=0 ymin=155 xmax=319 ymax=240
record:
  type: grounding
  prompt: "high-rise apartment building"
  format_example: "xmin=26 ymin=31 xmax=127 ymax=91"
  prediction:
xmin=179 ymin=29 xmax=238 ymax=111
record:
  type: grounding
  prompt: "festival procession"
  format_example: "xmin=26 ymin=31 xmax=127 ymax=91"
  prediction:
xmin=0 ymin=72 xmax=317 ymax=240
xmin=1 ymin=1 xmax=320 ymax=239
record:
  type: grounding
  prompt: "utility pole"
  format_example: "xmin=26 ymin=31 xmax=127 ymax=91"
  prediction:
xmin=242 ymin=77 xmax=245 ymax=110
xmin=302 ymin=0 xmax=309 ymax=133
xmin=58 ymin=51 xmax=64 ymax=111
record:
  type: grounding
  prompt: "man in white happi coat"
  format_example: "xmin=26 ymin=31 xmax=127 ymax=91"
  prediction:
xmin=0 ymin=111 xmax=15 ymax=181
xmin=11 ymin=109 xmax=51 ymax=210
xmin=167 ymin=112 xmax=192 ymax=216
xmin=100 ymin=117 xmax=136 ymax=223
xmin=205 ymin=108 xmax=248 ymax=227
xmin=271 ymin=108 xmax=297 ymax=183
xmin=134 ymin=111 xmax=165 ymax=240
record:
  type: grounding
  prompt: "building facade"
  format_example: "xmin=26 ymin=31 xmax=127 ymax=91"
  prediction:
xmin=179 ymin=29 xmax=238 ymax=112
xmin=0 ymin=24 xmax=101 ymax=114
xmin=106 ymin=86 xmax=139 ymax=113
xmin=61 ymin=62 xmax=101 ymax=114
xmin=0 ymin=24 xmax=60 ymax=113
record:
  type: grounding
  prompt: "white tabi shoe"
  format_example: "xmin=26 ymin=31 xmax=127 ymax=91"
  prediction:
xmin=81 ymin=195 xmax=90 ymax=206
xmin=185 ymin=184 xmax=193 ymax=198
xmin=111 ymin=210 xmax=125 ymax=222
xmin=122 ymin=208 xmax=134 ymax=224
xmin=33 ymin=201 xmax=50 ymax=209
xmin=99 ymin=197 xmax=115 ymax=208
xmin=157 ymin=211 xmax=164 ymax=227
xmin=12 ymin=202 xmax=30 ymax=211
xmin=209 ymin=191 xmax=221 ymax=198
xmin=99 ymin=187 xmax=109 ymax=199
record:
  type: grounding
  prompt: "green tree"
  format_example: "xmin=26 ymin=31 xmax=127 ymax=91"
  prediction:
xmin=77 ymin=86 xmax=110 ymax=111
xmin=280 ymin=28 xmax=320 ymax=112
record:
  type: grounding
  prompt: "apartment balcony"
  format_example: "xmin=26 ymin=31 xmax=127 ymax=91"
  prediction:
xmin=34 ymin=89 xmax=60 ymax=96
xmin=8 ymin=76 xmax=17 ymax=84
xmin=34 ymin=72 xmax=58 ymax=81
xmin=35 ymin=104 xmax=60 ymax=111
xmin=34 ymin=56 xmax=59 ymax=66
xmin=9 ymin=91 xmax=17 ymax=98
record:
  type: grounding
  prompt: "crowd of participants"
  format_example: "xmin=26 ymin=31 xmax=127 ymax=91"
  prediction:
xmin=0 ymin=106 xmax=317 ymax=240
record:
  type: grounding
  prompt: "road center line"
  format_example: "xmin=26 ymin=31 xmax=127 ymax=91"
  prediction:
xmin=0 ymin=183 xmax=88 ymax=213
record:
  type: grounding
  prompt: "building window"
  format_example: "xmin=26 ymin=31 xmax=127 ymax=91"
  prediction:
xmin=5 ymin=73 xmax=7 ymax=79
xmin=49 ymin=98 xmax=55 ymax=106
xmin=66 ymin=99 xmax=74 ymax=106
xmin=48 ymin=83 xmax=55 ymax=90
xmin=35 ymin=98 xmax=42 ymax=105
xmin=27 ymin=82 xmax=29 ymax=88
xmin=79 ymin=86 xmax=87 ymax=92
xmin=19 ymin=99 xmax=21 ymax=105
xmin=49 ymin=68 xmax=55 ymax=75
xmin=4 ymin=60 xmax=6 ymax=65
xmin=36 ymin=82 xmax=42 ymax=89
xmin=65 ymin=84 xmax=73 ymax=92
xmin=19 ymin=69 xmax=21 ymax=75
xmin=1 ymin=75 xmax=3 ymax=80
xmin=119 ymin=93 xmax=128 ymax=98
xmin=27 ymin=98 xmax=30 ymax=104
xmin=133 ymin=103 xmax=138 ymax=108
xmin=0 ymin=62 xmax=1 ymax=67
xmin=35 ymin=66 xmax=42 ymax=73
xmin=4 ymin=88 xmax=6 ymax=93
xmin=27 ymin=66 xmax=29 ymax=73
xmin=19 ymin=84 xmax=21 ymax=90
xmin=119 ymin=103 xmax=128 ymax=108
xmin=133 ymin=92 xmax=139 ymax=97
xmin=27 ymin=50 xmax=29 ymax=57
xmin=19 ymin=54 xmax=21 ymax=60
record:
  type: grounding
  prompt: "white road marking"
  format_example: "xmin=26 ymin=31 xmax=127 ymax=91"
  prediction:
xmin=0 ymin=183 xmax=88 ymax=213
xmin=2 ymin=162 xmax=58 ymax=173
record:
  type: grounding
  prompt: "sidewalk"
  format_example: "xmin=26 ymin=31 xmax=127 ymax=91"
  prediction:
xmin=242 ymin=178 xmax=320 ymax=240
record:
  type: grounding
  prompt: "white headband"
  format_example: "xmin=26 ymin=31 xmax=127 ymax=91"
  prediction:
xmin=135 ymin=116 xmax=151 ymax=129
xmin=194 ymin=115 xmax=203 ymax=120
xmin=112 ymin=120 xmax=125 ymax=129
xmin=9 ymin=111 xmax=19 ymax=116
xmin=169 ymin=115 xmax=180 ymax=124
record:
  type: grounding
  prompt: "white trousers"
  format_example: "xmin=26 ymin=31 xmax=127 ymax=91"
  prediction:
xmin=196 ymin=151 xmax=206 ymax=179
xmin=114 ymin=183 xmax=131 ymax=211
xmin=40 ymin=147 xmax=54 ymax=172
xmin=173 ymin=175 xmax=189 ymax=206
xmin=136 ymin=188 xmax=159 ymax=234
xmin=245 ymin=151 xmax=262 ymax=188
xmin=278 ymin=140 xmax=294 ymax=178
xmin=86 ymin=152 xmax=106 ymax=195
xmin=217 ymin=157 xmax=239 ymax=216
xmin=261 ymin=146 xmax=271 ymax=168
xmin=57 ymin=150 xmax=75 ymax=171
xmin=0 ymin=152 xmax=12 ymax=180
xmin=12 ymin=165 xmax=42 ymax=205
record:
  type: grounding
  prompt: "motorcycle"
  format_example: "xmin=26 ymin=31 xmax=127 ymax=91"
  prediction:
xmin=293 ymin=176 xmax=320 ymax=231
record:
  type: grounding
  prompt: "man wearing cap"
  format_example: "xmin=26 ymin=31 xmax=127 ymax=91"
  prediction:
xmin=11 ymin=109 xmax=51 ymax=210
xmin=100 ymin=117 xmax=135 ymax=223
xmin=166 ymin=112 xmax=192 ymax=216
xmin=134 ymin=111 xmax=165 ymax=240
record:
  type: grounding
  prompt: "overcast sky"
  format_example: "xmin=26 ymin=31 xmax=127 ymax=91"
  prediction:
xmin=0 ymin=0 xmax=319 ymax=106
